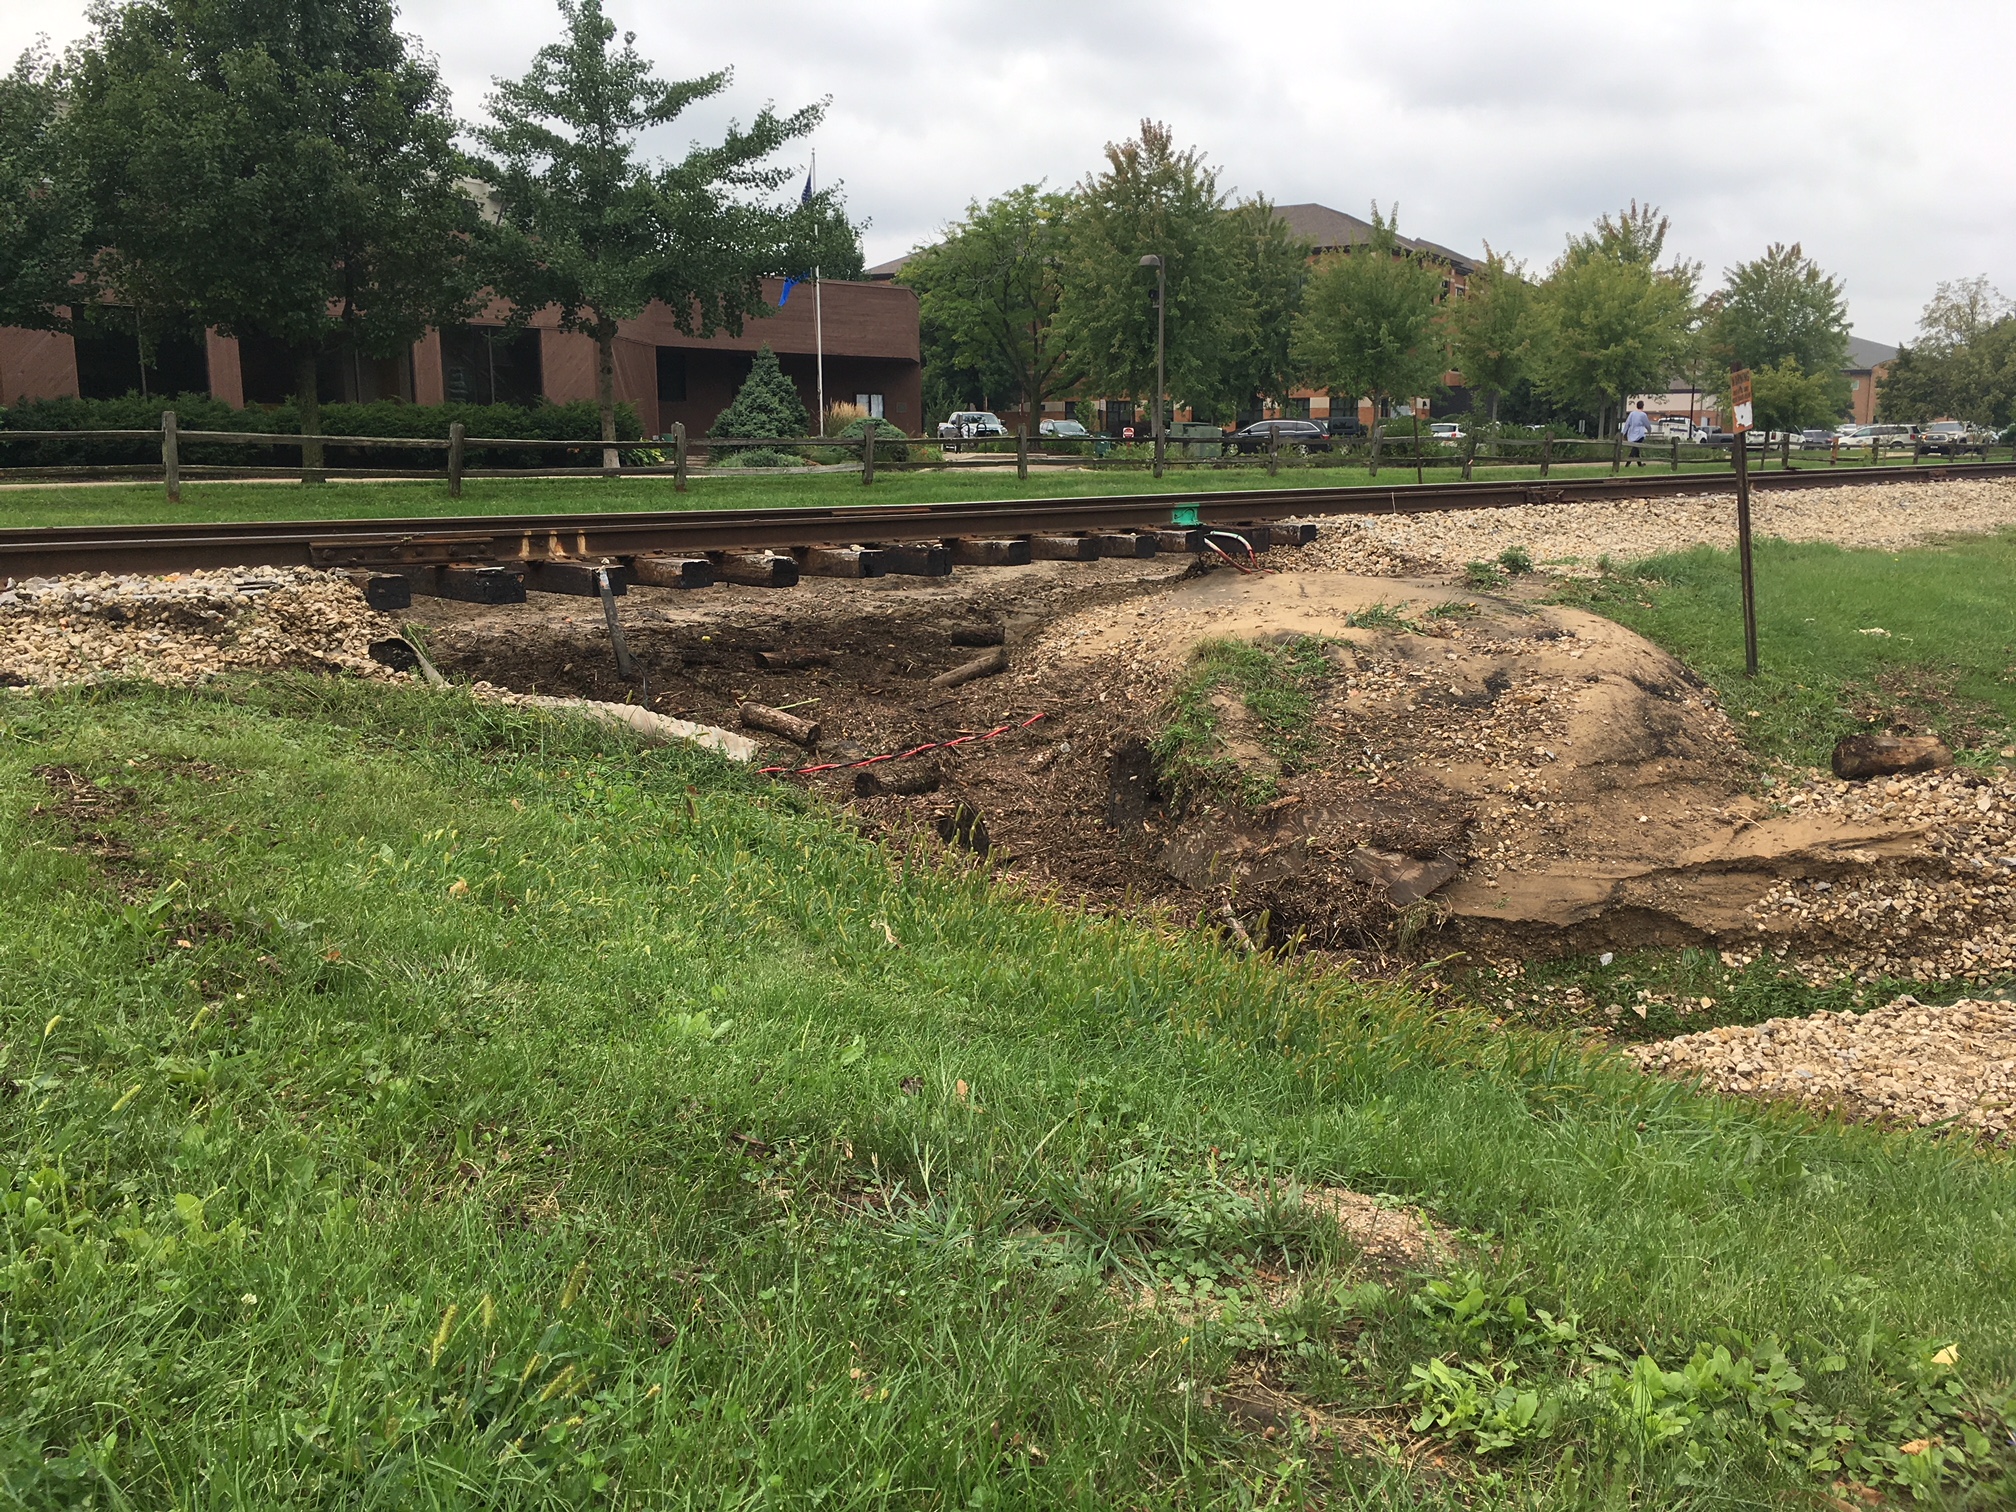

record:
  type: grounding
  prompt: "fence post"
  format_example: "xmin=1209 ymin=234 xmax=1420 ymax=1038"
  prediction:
xmin=447 ymin=421 xmax=465 ymax=499
xmin=161 ymin=409 xmax=181 ymax=504
xmin=673 ymin=422 xmax=687 ymax=493
xmin=1670 ymin=437 xmax=1680 ymax=472
xmin=860 ymin=426 xmax=875 ymax=486
xmin=1268 ymin=424 xmax=1280 ymax=477
xmin=1781 ymin=430 xmax=1792 ymax=471
xmin=1016 ymin=423 xmax=1028 ymax=483
xmin=1539 ymin=432 xmax=1551 ymax=478
xmin=1910 ymin=433 xmax=1921 ymax=467
xmin=1368 ymin=424 xmax=1381 ymax=477
xmin=1830 ymin=436 xmax=1839 ymax=466
xmin=1611 ymin=424 xmax=1623 ymax=475
xmin=1414 ymin=424 xmax=1425 ymax=485
xmin=1462 ymin=428 xmax=1477 ymax=481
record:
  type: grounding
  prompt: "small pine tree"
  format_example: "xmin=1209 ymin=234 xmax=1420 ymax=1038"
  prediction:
xmin=709 ymin=346 xmax=809 ymax=439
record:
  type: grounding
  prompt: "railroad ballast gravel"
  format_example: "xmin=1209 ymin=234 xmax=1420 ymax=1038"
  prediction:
xmin=0 ymin=568 xmax=400 ymax=686
xmin=1626 ymin=996 xmax=2016 ymax=1141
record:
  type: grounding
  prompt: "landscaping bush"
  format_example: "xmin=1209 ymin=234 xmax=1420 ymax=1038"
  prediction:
xmin=712 ymin=447 xmax=804 ymax=469
xmin=833 ymin=414 xmax=909 ymax=463
xmin=707 ymin=346 xmax=808 ymax=442
xmin=0 ymin=396 xmax=643 ymax=470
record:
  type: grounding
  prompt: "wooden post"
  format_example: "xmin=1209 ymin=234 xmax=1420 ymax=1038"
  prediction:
xmin=1016 ymin=422 xmax=1028 ymax=483
xmin=1539 ymin=432 xmax=1551 ymax=478
xmin=446 ymin=420 xmax=465 ymax=499
xmin=1670 ymin=438 xmax=1680 ymax=472
xmin=1414 ymin=422 xmax=1424 ymax=485
xmin=1781 ymin=430 xmax=1792 ymax=471
xmin=1611 ymin=424 xmax=1623 ymax=475
xmin=1368 ymin=423 xmax=1381 ymax=477
xmin=860 ymin=426 xmax=875 ymax=486
xmin=1462 ymin=428 xmax=1477 ymax=481
xmin=1267 ymin=424 xmax=1280 ymax=477
xmin=1910 ymin=433 xmax=1921 ymax=467
xmin=161 ymin=409 xmax=181 ymax=504
xmin=1734 ymin=428 xmax=1758 ymax=678
xmin=673 ymin=421 xmax=688 ymax=493
xmin=1830 ymin=436 xmax=1839 ymax=466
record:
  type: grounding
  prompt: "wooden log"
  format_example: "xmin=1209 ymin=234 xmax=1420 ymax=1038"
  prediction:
xmin=1266 ymin=523 xmax=1318 ymax=547
xmin=794 ymin=545 xmax=889 ymax=578
xmin=161 ymin=410 xmax=181 ymax=504
xmin=447 ymin=420 xmax=465 ymax=498
xmin=946 ymin=537 xmax=1032 ymax=567
xmin=344 ymin=570 xmax=413 ymax=612
xmin=1831 ymin=734 xmax=1953 ymax=781
xmin=438 ymin=565 xmax=526 ymax=604
xmin=630 ymin=554 xmax=715 ymax=589
xmin=1029 ymin=534 xmax=1096 ymax=561
xmin=874 ymin=542 xmax=952 ymax=577
xmin=711 ymin=551 xmax=800 ymax=588
xmin=524 ymin=559 xmax=627 ymax=596
xmin=931 ymin=644 xmax=1009 ymax=688
xmin=949 ymin=622 xmax=1004 ymax=647
xmin=1089 ymin=532 xmax=1157 ymax=559
xmin=739 ymin=701 xmax=822 ymax=747
xmin=755 ymin=649 xmax=832 ymax=672
xmin=1156 ymin=528 xmax=1206 ymax=552
xmin=854 ymin=761 xmax=940 ymax=797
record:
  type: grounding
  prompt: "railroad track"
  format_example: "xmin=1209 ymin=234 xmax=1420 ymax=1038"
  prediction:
xmin=2 ymin=461 xmax=2009 ymax=601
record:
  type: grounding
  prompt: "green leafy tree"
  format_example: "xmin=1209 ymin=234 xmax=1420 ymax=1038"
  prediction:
xmin=475 ymin=0 xmax=832 ymax=462
xmin=1531 ymin=204 xmax=1697 ymax=433
xmin=66 ymin=0 xmax=481 ymax=467
xmin=1447 ymin=246 xmax=1532 ymax=423
xmin=1291 ymin=205 xmax=1447 ymax=422
xmin=0 ymin=46 xmax=91 ymax=333
xmin=1218 ymin=197 xmax=1313 ymax=422
xmin=1748 ymin=359 xmax=1845 ymax=431
xmin=1058 ymin=121 xmax=1241 ymax=420
xmin=708 ymin=345 xmax=807 ymax=440
xmin=1707 ymin=243 xmax=1850 ymax=415
xmin=900 ymin=185 xmax=1075 ymax=433
xmin=1879 ymin=278 xmax=2016 ymax=427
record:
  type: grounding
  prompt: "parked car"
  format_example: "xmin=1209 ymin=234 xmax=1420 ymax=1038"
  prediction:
xmin=936 ymin=410 xmax=1009 ymax=441
xmin=1838 ymin=423 xmax=1912 ymax=451
xmin=1038 ymin=418 xmax=1092 ymax=439
xmin=1655 ymin=417 xmax=1710 ymax=442
xmin=1427 ymin=421 xmax=1466 ymax=443
xmin=1918 ymin=420 xmax=1987 ymax=455
xmin=1230 ymin=418 xmax=1331 ymax=454
xmin=1799 ymin=428 xmax=1836 ymax=449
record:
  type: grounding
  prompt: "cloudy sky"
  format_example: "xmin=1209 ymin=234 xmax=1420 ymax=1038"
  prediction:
xmin=10 ymin=0 xmax=2012 ymax=344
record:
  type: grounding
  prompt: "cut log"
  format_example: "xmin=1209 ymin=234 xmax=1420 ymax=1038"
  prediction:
xmin=855 ymin=762 xmax=941 ymax=798
xmin=739 ymin=701 xmax=822 ymax=747
xmin=711 ymin=551 xmax=799 ymax=588
xmin=946 ymin=537 xmax=1033 ymax=568
xmin=495 ymin=694 xmax=757 ymax=761
xmin=630 ymin=554 xmax=715 ymax=589
xmin=345 ymin=570 xmax=413 ymax=611
xmin=794 ymin=545 xmax=889 ymax=578
xmin=872 ymin=542 xmax=953 ymax=577
xmin=524 ymin=559 xmax=626 ymax=596
xmin=755 ymin=649 xmax=832 ymax=672
xmin=1088 ymin=532 xmax=1158 ymax=558
xmin=1155 ymin=528 xmax=1206 ymax=553
xmin=1029 ymin=535 xmax=1097 ymax=561
xmin=438 ymin=564 xmax=526 ymax=604
xmin=1831 ymin=733 xmax=1954 ymax=781
xmin=949 ymin=622 xmax=1005 ymax=647
xmin=930 ymin=644 xmax=1009 ymax=688
xmin=1268 ymin=522 xmax=1319 ymax=547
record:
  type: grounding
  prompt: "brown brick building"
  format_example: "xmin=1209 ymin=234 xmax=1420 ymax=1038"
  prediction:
xmin=0 ymin=277 xmax=922 ymax=436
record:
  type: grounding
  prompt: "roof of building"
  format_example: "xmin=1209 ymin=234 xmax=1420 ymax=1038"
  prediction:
xmin=865 ymin=253 xmax=914 ymax=281
xmin=1272 ymin=203 xmax=1478 ymax=273
xmin=1846 ymin=335 xmax=1899 ymax=369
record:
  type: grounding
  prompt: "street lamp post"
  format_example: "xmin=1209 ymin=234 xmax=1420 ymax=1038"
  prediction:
xmin=1139 ymin=254 xmax=1166 ymax=478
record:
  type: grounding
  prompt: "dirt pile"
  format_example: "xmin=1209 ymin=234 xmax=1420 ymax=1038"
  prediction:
xmin=1625 ymin=996 xmax=2016 ymax=1141
xmin=0 ymin=568 xmax=400 ymax=686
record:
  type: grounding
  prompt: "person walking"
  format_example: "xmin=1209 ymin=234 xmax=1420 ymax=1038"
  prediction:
xmin=1623 ymin=400 xmax=1652 ymax=466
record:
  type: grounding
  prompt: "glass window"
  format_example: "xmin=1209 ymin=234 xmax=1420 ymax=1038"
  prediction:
xmin=73 ymin=307 xmax=209 ymax=400
xmin=854 ymin=392 xmax=884 ymax=418
xmin=441 ymin=325 xmax=543 ymax=407
xmin=656 ymin=347 xmax=687 ymax=403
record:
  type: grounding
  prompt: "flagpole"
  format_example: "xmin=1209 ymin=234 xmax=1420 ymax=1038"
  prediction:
xmin=812 ymin=150 xmax=825 ymax=434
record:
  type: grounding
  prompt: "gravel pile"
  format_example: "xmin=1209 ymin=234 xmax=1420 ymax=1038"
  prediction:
xmin=0 ymin=568 xmax=399 ymax=686
xmin=1295 ymin=476 xmax=2016 ymax=577
xmin=1626 ymin=995 xmax=2016 ymax=1141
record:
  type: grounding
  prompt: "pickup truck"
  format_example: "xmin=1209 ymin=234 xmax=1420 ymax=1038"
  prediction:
xmin=937 ymin=411 xmax=1009 ymax=441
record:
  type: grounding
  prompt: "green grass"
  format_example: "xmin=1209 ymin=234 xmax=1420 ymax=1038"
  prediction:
xmin=2 ymin=678 xmax=2013 ymax=1507
xmin=1151 ymin=637 xmax=1334 ymax=806
xmin=1563 ymin=531 xmax=2016 ymax=768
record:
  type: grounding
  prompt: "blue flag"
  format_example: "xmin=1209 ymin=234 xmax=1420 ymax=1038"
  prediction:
xmin=779 ymin=171 xmax=815 ymax=305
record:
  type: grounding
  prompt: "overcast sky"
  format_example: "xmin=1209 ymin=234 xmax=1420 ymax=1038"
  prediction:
xmin=10 ymin=0 xmax=2013 ymax=344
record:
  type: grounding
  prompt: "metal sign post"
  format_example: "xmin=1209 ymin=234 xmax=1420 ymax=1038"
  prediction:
xmin=1730 ymin=366 xmax=1759 ymax=676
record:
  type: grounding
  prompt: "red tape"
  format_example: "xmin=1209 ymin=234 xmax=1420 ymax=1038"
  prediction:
xmin=760 ymin=712 xmax=1048 ymax=777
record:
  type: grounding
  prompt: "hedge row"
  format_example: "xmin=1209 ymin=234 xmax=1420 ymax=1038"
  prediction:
xmin=0 ymin=396 xmax=644 ymax=470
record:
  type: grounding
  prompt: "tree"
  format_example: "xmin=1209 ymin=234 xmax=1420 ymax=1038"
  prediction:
xmin=1218 ymin=197 xmax=1312 ymax=423
xmin=67 ymin=0 xmax=480 ymax=467
xmin=476 ymin=0 xmax=831 ymax=462
xmin=1531 ymin=204 xmax=1696 ymax=433
xmin=708 ymin=345 xmax=806 ymax=439
xmin=1057 ymin=121 xmax=1241 ymax=420
xmin=1290 ymin=205 xmax=1447 ymax=423
xmin=1879 ymin=278 xmax=2016 ymax=428
xmin=0 ymin=46 xmax=91 ymax=334
xmin=1707 ymin=243 xmax=1850 ymax=417
xmin=1446 ymin=245 xmax=1532 ymax=423
xmin=900 ymin=185 xmax=1075 ymax=433
xmin=1748 ymin=359 xmax=1844 ymax=431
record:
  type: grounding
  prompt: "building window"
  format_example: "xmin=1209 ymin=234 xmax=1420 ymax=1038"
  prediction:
xmin=1281 ymin=397 xmax=1310 ymax=420
xmin=656 ymin=347 xmax=687 ymax=403
xmin=73 ymin=308 xmax=209 ymax=400
xmin=440 ymin=325 xmax=543 ymax=407
xmin=854 ymin=392 xmax=884 ymax=418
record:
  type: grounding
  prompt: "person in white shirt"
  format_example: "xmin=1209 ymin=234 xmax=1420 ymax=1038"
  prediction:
xmin=1623 ymin=401 xmax=1652 ymax=466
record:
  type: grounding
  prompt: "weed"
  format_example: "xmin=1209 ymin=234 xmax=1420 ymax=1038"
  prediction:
xmin=1497 ymin=546 xmax=1534 ymax=575
xmin=1152 ymin=636 xmax=1333 ymax=806
xmin=1464 ymin=560 xmax=1509 ymax=590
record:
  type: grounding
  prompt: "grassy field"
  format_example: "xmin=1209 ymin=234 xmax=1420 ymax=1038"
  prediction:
xmin=1564 ymin=530 xmax=2016 ymax=769
xmin=2 ymin=678 xmax=2011 ymax=1507
xmin=0 ymin=453 xmax=1858 ymax=531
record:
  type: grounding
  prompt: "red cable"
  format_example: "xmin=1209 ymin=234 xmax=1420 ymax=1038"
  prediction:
xmin=759 ymin=712 xmax=1048 ymax=777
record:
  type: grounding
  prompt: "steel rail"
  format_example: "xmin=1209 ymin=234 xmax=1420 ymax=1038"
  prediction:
xmin=2 ymin=461 xmax=2012 ymax=580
